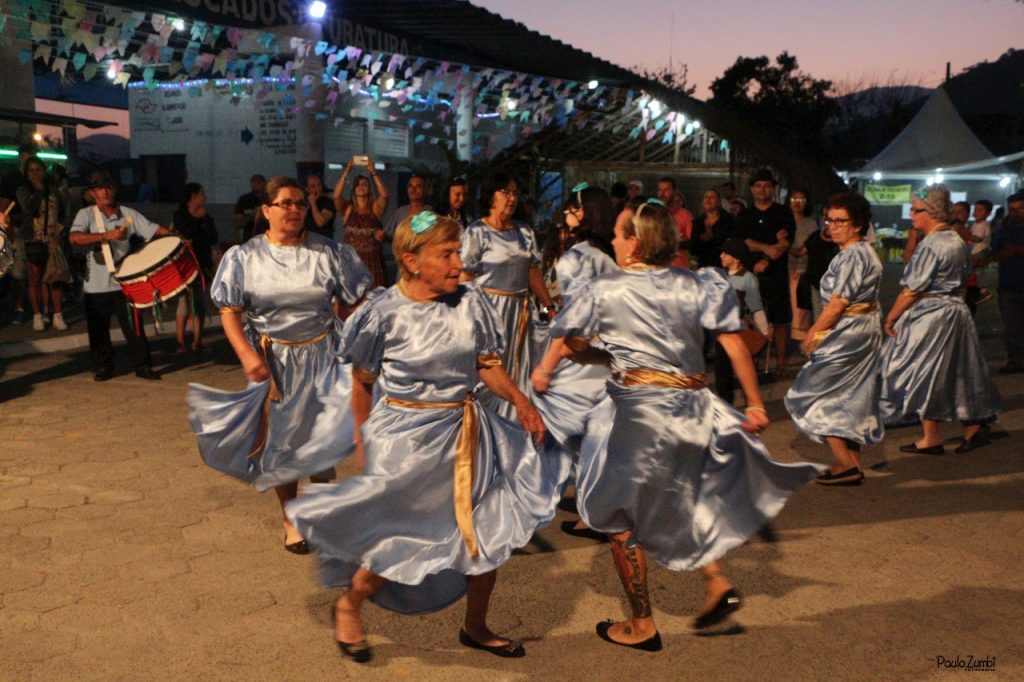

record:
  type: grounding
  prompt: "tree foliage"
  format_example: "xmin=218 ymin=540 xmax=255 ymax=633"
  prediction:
xmin=709 ymin=52 xmax=836 ymax=160
xmin=634 ymin=63 xmax=697 ymax=97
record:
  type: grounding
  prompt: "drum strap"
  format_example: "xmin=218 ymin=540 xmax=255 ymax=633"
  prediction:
xmin=93 ymin=206 xmax=117 ymax=273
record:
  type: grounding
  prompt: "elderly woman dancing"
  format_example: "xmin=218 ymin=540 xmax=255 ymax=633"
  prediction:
xmin=460 ymin=173 xmax=557 ymax=419
xmin=188 ymin=177 xmax=371 ymax=553
xmin=880 ymin=186 xmax=1003 ymax=453
xmin=538 ymin=201 xmax=821 ymax=650
xmin=785 ymin=192 xmax=884 ymax=486
xmin=287 ymin=212 xmax=556 ymax=663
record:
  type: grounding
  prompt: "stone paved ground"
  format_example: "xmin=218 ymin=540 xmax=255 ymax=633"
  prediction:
xmin=1 ymin=298 xmax=1022 ymax=680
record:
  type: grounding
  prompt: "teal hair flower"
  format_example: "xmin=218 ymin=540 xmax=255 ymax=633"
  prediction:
xmin=411 ymin=211 xmax=438 ymax=234
xmin=915 ymin=187 xmax=931 ymax=200
xmin=571 ymin=181 xmax=589 ymax=193
xmin=645 ymin=198 xmax=665 ymax=207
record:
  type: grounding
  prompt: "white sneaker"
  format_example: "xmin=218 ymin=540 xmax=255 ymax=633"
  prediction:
xmin=52 ymin=313 xmax=68 ymax=331
xmin=32 ymin=313 xmax=46 ymax=331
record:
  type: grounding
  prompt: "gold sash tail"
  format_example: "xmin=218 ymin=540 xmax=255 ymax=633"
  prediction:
xmin=385 ymin=394 xmax=480 ymax=558
xmin=246 ymin=328 xmax=331 ymax=460
xmin=614 ymin=368 xmax=707 ymax=389
xmin=843 ymin=302 xmax=878 ymax=316
xmin=483 ymin=287 xmax=529 ymax=380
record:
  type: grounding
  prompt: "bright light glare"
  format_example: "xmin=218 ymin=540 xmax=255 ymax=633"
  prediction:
xmin=587 ymin=80 xmax=598 ymax=90
xmin=32 ymin=132 xmax=43 ymax=142
xmin=507 ymin=99 xmax=518 ymax=111
xmin=107 ymin=66 xmax=117 ymax=80
xmin=935 ymin=174 xmax=944 ymax=184
xmin=172 ymin=18 xmax=185 ymax=31
xmin=872 ymin=172 xmax=882 ymax=181
xmin=309 ymin=1 xmax=327 ymax=19
xmin=999 ymin=177 xmax=1011 ymax=188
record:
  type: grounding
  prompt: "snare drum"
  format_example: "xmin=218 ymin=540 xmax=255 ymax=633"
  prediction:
xmin=115 ymin=236 xmax=199 ymax=309
xmin=0 ymin=231 xmax=13 ymax=277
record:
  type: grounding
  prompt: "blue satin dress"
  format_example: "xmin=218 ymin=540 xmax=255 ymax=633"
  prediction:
xmin=187 ymin=233 xmax=371 ymax=491
xmin=785 ymin=241 xmax=885 ymax=444
xmin=461 ymin=219 xmax=540 ymax=420
xmin=531 ymin=241 xmax=617 ymax=488
xmin=286 ymin=284 xmax=559 ymax=615
xmin=554 ymin=267 xmax=822 ymax=571
xmin=880 ymin=229 xmax=1003 ymax=425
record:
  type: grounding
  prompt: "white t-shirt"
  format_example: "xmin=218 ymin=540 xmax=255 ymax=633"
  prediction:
xmin=970 ymin=220 xmax=991 ymax=255
xmin=71 ymin=205 xmax=159 ymax=294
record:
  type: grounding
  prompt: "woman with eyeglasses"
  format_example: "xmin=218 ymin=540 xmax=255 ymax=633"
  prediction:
xmin=287 ymin=212 xmax=553 ymax=663
xmin=880 ymin=185 xmax=1002 ymax=454
xmin=530 ymin=183 xmax=618 ymax=541
xmin=785 ymin=192 xmax=884 ymax=486
xmin=188 ymin=176 xmax=372 ymax=554
xmin=460 ymin=173 xmax=557 ymax=420
xmin=538 ymin=200 xmax=821 ymax=650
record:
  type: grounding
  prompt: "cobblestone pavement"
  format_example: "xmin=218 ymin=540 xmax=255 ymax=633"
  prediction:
xmin=1 ymin=329 xmax=1022 ymax=681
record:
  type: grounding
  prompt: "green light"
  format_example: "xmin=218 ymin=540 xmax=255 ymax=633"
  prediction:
xmin=0 ymin=148 xmax=68 ymax=161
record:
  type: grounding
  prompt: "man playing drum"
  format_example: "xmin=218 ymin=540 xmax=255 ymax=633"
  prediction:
xmin=69 ymin=172 xmax=170 ymax=381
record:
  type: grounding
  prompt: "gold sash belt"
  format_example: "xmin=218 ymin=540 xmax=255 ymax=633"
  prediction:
xmin=246 ymin=327 xmax=331 ymax=460
xmin=843 ymin=302 xmax=878 ymax=316
xmin=483 ymin=287 xmax=529 ymax=379
xmin=614 ymin=367 xmax=707 ymax=389
xmin=385 ymin=393 xmax=480 ymax=558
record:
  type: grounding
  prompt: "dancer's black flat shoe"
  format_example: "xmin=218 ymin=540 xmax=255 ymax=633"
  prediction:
xmin=693 ymin=589 xmax=742 ymax=630
xmin=458 ymin=629 xmax=525 ymax=658
xmin=284 ymin=538 xmax=310 ymax=555
xmin=898 ymin=443 xmax=944 ymax=455
xmin=560 ymin=520 xmax=609 ymax=542
xmin=336 ymin=639 xmax=372 ymax=663
xmin=815 ymin=467 xmax=864 ymax=486
xmin=595 ymin=620 xmax=662 ymax=652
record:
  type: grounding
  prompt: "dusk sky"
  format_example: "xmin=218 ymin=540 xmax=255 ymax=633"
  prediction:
xmin=474 ymin=0 xmax=1023 ymax=98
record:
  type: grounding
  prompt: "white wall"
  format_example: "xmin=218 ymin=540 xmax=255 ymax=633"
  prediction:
xmin=129 ymin=85 xmax=300 ymax=204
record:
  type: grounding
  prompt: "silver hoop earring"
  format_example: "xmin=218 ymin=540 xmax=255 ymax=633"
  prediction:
xmin=413 ymin=270 xmax=421 ymax=278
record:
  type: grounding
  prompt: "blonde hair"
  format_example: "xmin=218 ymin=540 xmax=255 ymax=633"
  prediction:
xmin=627 ymin=202 xmax=678 ymax=265
xmin=393 ymin=214 xmax=463 ymax=278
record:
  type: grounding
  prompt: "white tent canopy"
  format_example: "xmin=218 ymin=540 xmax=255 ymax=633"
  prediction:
xmin=858 ymin=87 xmax=1002 ymax=175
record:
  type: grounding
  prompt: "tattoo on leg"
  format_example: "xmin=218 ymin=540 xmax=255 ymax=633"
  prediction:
xmin=610 ymin=536 xmax=652 ymax=618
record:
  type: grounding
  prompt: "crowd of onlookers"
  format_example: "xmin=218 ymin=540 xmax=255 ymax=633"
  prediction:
xmin=3 ymin=146 xmax=1023 ymax=383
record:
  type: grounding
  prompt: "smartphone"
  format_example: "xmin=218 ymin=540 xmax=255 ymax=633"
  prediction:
xmin=352 ymin=155 xmax=369 ymax=166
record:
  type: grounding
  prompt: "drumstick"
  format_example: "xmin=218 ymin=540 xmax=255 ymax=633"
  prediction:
xmin=2 ymin=202 xmax=14 ymax=216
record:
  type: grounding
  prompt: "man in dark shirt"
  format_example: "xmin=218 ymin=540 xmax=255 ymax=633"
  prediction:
xmin=736 ymin=168 xmax=796 ymax=376
xmin=993 ymin=191 xmax=1024 ymax=374
xmin=233 ymin=174 xmax=266 ymax=242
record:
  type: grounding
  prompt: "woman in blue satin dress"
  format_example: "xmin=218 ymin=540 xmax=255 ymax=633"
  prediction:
xmin=287 ymin=213 xmax=554 ymax=663
xmin=538 ymin=201 xmax=821 ymax=651
xmin=460 ymin=174 xmax=557 ymax=420
xmin=187 ymin=177 xmax=371 ymax=554
xmin=530 ymin=183 xmax=618 ymax=540
xmin=880 ymin=186 xmax=1002 ymax=453
xmin=785 ymin=192 xmax=884 ymax=486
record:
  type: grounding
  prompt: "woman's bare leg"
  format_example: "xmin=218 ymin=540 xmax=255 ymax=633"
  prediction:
xmin=274 ymin=482 xmax=303 ymax=544
xmin=335 ymin=569 xmax=386 ymax=644
xmin=604 ymin=530 xmax=657 ymax=644
xmin=462 ymin=570 xmax=517 ymax=646
xmin=697 ymin=561 xmax=735 ymax=617
xmin=918 ymin=419 xmax=943 ymax=448
xmin=826 ymin=436 xmax=859 ymax=472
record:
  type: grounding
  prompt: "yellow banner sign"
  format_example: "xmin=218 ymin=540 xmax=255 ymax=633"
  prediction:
xmin=865 ymin=184 xmax=912 ymax=205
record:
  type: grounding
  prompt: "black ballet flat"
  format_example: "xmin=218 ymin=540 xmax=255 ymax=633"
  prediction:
xmin=595 ymin=620 xmax=663 ymax=652
xmin=815 ymin=467 xmax=864 ymax=486
xmin=560 ymin=520 xmax=609 ymax=542
xmin=898 ymin=443 xmax=944 ymax=455
xmin=336 ymin=639 xmax=372 ymax=663
xmin=458 ymin=628 xmax=525 ymax=658
xmin=284 ymin=538 xmax=310 ymax=555
xmin=693 ymin=589 xmax=742 ymax=630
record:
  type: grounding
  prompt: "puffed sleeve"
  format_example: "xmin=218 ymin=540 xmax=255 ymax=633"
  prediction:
xmin=551 ymin=280 xmax=600 ymax=343
xmin=523 ymin=224 xmax=541 ymax=266
xmin=698 ymin=268 xmax=743 ymax=332
xmin=332 ymin=241 xmax=372 ymax=305
xmin=210 ymin=245 xmax=247 ymax=311
xmin=554 ymin=249 xmax=589 ymax=308
xmin=900 ymin=240 xmax=938 ymax=294
xmin=342 ymin=295 xmax=386 ymax=382
xmin=827 ymin=248 xmax=868 ymax=304
xmin=467 ymin=284 xmax=505 ymax=363
xmin=459 ymin=222 xmax=485 ymax=276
